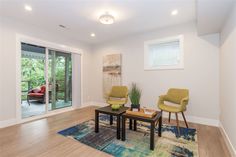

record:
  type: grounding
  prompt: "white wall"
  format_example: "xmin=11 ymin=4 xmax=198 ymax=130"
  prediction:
xmin=0 ymin=17 xmax=221 ymax=128
xmin=0 ymin=17 xmax=92 ymax=121
xmin=91 ymin=22 xmax=220 ymax=121
xmin=220 ymin=3 xmax=236 ymax=155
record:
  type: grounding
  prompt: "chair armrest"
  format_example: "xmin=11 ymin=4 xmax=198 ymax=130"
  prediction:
xmin=105 ymin=91 xmax=112 ymax=99
xmin=158 ymin=95 xmax=167 ymax=105
xmin=181 ymin=97 xmax=189 ymax=104
xmin=180 ymin=97 xmax=189 ymax=110
xmin=106 ymin=95 xmax=111 ymax=103
xmin=28 ymin=89 xmax=33 ymax=93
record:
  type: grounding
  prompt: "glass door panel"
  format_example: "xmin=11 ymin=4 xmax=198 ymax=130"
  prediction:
xmin=21 ymin=43 xmax=46 ymax=118
xmin=48 ymin=50 xmax=72 ymax=111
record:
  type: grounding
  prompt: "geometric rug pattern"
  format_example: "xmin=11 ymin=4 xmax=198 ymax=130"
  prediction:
xmin=58 ymin=114 xmax=198 ymax=157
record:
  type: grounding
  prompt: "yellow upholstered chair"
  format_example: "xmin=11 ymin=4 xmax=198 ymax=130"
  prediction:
xmin=107 ymin=86 xmax=128 ymax=106
xmin=106 ymin=86 xmax=128 ymax=124
xmin=158 ymin=88 xmax=189 ymax=133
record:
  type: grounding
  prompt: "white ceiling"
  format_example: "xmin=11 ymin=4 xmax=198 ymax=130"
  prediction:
xmin=197 ymin=0 xmax=235 ymax=35
xmin=0 ymin=0 xmax=196 ymax=44
xmin=1 ymin=0 xmax=234 ymax=45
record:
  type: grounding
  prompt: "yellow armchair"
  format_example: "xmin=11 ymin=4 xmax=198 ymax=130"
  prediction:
xmin=106 ymin=86 xmax=128 ymax=106
xmin=106 ymin=86 xmax=128 ymax=125
xmin=158 ymin=88 xmax=189 ymax=133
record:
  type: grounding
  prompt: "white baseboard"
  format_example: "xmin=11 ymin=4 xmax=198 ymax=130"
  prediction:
xmin=0 ymin=118 xmax=17 ymax=128
xmin=161 ymin=112 xmax=219 ymax=127
xmin=0 ymin=102 xmax=99 ymax=129
xmin=20 ymin=106 xmax=75 ymax=124
xmin=0 ymin=105 xmax=84 ymax=129
xmin=219 ymin=122 xmax=236 ymax=157
xmin=89 ymin=101 xmax=220 ymax=126
xmin=81 ymin=101 xmax=107 ymax=107
xmin=0 ymin=102 xmax=219 ymax=128
xmin=81 ymin=101 xmax=99 ymax=107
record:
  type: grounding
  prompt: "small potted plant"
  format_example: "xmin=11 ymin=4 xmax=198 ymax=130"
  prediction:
xmin=129 ymin=83 xmax=141 ymax=111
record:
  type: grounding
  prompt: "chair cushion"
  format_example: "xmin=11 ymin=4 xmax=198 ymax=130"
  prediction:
xmin=166 ymin=88 xmax=189 ymax=104
xmin=159 ymin=103 xmax=186 ymax=113
xmin=107 ymin=99 xmax=126 ymax=105
xmin=32 ymin=88 xmax=41 ymax=93
xmin=28 ymin=93 xmax=44 ymax=97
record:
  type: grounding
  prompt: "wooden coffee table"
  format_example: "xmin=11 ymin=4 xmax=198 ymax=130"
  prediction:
xmin=95 ymin=106 xmax=129 ymax=139
xmin=121 ymin=111 xmax=162 ymax=150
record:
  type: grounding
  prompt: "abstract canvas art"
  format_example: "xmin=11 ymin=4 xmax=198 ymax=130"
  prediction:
xmin=103 ymin=54 xmax=122 ymax=98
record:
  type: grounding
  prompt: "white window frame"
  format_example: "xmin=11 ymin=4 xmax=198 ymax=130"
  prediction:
xmin=144 ymin=35 xmax=184 ymax=70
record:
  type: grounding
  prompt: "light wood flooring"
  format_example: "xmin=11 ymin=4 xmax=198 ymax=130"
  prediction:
xmin=0 ymin=106 xmax=231 ymax=157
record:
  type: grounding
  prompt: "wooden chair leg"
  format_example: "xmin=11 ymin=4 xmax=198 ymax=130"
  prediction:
xmin=175 ymin=113 xmax=180 ymax=135
xmin=181 ymin=112 xmax=189 ymax=128
xmin=168 ymin=112 xmax=171 ymax=123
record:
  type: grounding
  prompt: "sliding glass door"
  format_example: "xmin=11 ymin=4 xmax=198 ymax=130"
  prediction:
xmin=48 ymin=50 xmax=72 ymax=111
xmin=21 ymin=43 xmax=46 ymax=118
xmin=21 ymin=43 xmax=74 ymax=119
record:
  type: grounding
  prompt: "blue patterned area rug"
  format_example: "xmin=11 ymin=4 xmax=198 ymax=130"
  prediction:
xmin=58 ymin=115 xmax=198 ymax=157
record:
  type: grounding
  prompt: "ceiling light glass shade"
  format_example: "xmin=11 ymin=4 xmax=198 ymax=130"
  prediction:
xmin=24 ymin=5 xmax=32 ymax=11
xmin=99 ymin=13 xmax=115 ymax=24
xmin=171 ymin=10 xmax=178 ymax=15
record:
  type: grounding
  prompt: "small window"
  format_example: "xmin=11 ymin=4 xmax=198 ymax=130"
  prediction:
xmin=144 ymin=35 xmax=184 ymax=70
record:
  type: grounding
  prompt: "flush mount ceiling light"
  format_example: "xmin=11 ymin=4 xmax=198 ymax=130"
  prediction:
xmin=99 ymin=12 xmax=115 ymax=24
xmin=171 ymin=9 xmax=178 ymax=16
xmin=24 ymin=4 xmax=32 ymax=11
xmin=90 ymin=33 xmax=96 ymax=37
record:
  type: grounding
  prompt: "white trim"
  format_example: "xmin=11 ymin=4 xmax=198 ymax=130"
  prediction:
xmin=16 ymin=34 xmax=81 ymax=54
xmin=0 ymin=104 xmax=91 ymax=128
xmin=219 ymin=122 xmax=236 ymax=157
xmin=82 ymin=101 xmax=107 ymax=107
xmin=185 ymin=116 xmax=219 ymax=126
xmin=16 ymin=35 xmax=21 ymax=123
xmin=0 ymin=118 xmax=17 ymax=128
xmin=0 ymin=103 xmax=94 ymax=129
xmin=80 ymin=54 xmax=84 ymax=106
xmin=144 ymin=35 xmax=184 ymax=70
xmin=82 ymin=101 xmax=220 ymax=126
xmin=72 ymin=53 xmax=82 ymax=108
xmin=1 ymin=101 xmax=220 ymax=129
xmin=20 ymin=106 xmax=75 ymax=124
xmin=161 ymin=111 xmax=219 ymax=126
xmin=83 ymin=101 xmax=220 ymax=126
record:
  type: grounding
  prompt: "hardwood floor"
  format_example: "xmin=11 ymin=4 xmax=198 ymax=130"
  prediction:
xmin=0 ymin=106 xmax=231 ymax=157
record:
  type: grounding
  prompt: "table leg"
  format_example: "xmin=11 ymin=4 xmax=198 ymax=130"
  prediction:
xmin=158 ymin=115 xmax=162 ymax=137
xmin=134 ymin=120 xmax=137 ymax=131
xmin=150 ymin=122 xmax=155 ymax=150
xmin=110 ymin=115 xmax=113 ymax=125
xmin=95 ymin=110 xmax=99 ymax=133
xmin=129 ymin=119 xmax=132 ymax=130
xmin=117 ymin=116 xmax=121 ymax=139
xmin=122 ymin=116 xmax=126 ymax=141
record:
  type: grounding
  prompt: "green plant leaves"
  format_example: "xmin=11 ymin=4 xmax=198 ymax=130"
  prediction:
xmin=129 ymin=83 xmax=141 ymax=105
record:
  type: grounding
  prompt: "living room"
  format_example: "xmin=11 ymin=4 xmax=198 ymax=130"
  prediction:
xmin=0 ymin=0 xmax=236 ymax=157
